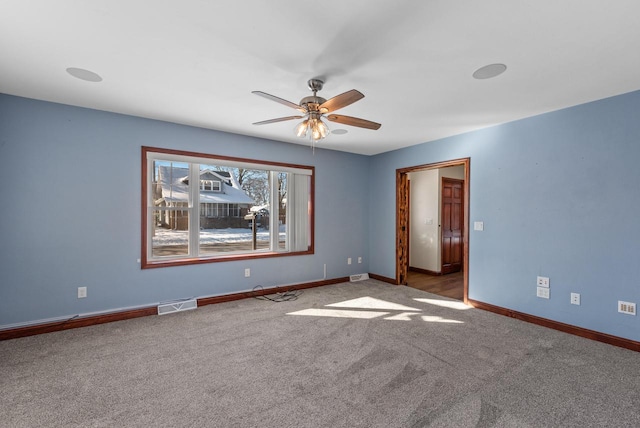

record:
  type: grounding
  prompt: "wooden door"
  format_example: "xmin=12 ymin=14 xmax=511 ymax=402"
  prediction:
xmin=441 ymin=178 xmax=463 ymax=274
xmin=396 ymin=172 xmax=409 ymax=285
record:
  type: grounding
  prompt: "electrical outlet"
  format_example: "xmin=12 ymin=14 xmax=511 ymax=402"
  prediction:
xmin=618 ymin=300 xmax=636 ymax=315
xmin=570 ymin=292 xmax=580 ymax=305
xmin=358 ymin=257 xmax=362 ymax=264
xmin=537 ymin=276 xmax=550 ymax=288
xmin=77 ymin=287 xmax=87 ymax=299
xmin=536 ymin=287 xmax=550 ymax=299
xmin=347 ymin=258 xmax=352 ymax=265
xmin=244 ymin=268 xmax=251 ymax=278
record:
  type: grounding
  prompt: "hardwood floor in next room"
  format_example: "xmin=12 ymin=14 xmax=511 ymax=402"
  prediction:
xmin=406 ymin=270 xmax=464 ymax=301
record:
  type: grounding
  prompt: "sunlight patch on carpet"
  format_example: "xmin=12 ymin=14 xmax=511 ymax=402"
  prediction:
xmin=326 ymin=296 xmax=420 ymax=311
xmin=287 ymin=296 xmax=464 ymax=323
xmin=421 ymin=315 xmax=464 ymax=323
xmin=413 ymin=298 xmax=471 ymax=310
xmin=383 ymin=312 xmax=421 ymax=321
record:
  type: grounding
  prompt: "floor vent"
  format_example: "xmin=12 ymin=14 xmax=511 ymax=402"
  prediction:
xmin=350 ymin=273 xmax=370 ymax=282
xmin=158 ymin=299 xmax=197 ymax=315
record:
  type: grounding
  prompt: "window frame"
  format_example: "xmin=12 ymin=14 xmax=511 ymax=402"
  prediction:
xmin=141 ymin=146 xmax=314 ymax=269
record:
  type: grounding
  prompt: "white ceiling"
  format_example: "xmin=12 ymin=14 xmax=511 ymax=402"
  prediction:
xmin=2 ymin=1 xmax=640 ymax=155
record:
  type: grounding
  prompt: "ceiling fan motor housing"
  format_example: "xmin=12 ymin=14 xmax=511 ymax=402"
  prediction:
xmin=300 ymin=95 xmax=327 ymax=112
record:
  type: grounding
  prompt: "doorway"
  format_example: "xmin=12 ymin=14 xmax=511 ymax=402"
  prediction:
xmin=396 ymin=158 xmax=469 ymax=303
xmin=406 ymin=270 xmax=464 ymax=300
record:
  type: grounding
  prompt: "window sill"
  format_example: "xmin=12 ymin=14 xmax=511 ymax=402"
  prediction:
xmin=141 ymin=248 xmax=313 ymax=269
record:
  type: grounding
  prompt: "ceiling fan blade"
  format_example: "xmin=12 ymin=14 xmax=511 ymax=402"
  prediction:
xmin=319 ymin=89 xmax=364 ymax=113
xmin=252 ymin=115 xmax=304 ymax=125
xmin=252 ymin=91 xmax=306 ymax=113
xmin=327 ymin=114 xmax=381 ymax=130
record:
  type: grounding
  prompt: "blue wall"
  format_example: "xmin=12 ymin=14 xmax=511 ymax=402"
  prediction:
xmin=370 ymin=90 xmax=640 ymax=342
xmin=0 ymin=94 xmax=371 ymax=327
xmin=3 ymin=90 xmax=640 ymax=343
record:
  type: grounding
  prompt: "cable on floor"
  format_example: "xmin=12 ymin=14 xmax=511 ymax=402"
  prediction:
xmin=252 ymin=285 xmax=303 ymax=302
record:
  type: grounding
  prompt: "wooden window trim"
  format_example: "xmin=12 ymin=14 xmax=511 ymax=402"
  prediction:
xmin=141 ymin=146 xmax=315 ymax=269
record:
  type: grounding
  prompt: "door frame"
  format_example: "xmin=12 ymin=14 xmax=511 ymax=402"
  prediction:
xmin=396 ymin=158 xmax=470 ymax=303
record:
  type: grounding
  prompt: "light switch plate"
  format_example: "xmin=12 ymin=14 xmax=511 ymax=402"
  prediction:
xmin=474 ymin=221 xmax=484 ymax=231
xmin=537 ymin=276 xmax=550 ymax=288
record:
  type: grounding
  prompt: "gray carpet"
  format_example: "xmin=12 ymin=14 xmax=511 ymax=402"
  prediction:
xmin=2 ymin=279 xmax=640 ymax=427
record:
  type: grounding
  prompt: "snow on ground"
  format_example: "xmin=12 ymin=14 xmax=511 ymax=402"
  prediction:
xmin=152 ymin=225 xmax=286 ymax=245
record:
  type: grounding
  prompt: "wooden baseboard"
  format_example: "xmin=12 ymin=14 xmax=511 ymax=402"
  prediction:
xmin=0 ymin=277 xmax=349 ymax=341
xmin=368 ymin=273 xmax=399 ymax=285
xmin=0 ymin=307 xmax=158 ymax=341
xmin=408 ymin=266 xmax=441 ymax=276
xmin=467 ymin=298 xmax=640 ymax=353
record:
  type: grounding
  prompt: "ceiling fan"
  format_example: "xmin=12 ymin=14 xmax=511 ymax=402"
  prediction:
xmin=252 ymin=78 xmax=381 ymax=143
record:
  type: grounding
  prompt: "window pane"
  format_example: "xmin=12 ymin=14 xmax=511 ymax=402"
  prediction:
xmin=153 ymin=161 xmax=190 ymax=206
xmin=151 ymin=210 xmax=189 ymax=257
xmin=198 ymin=164 xmax=271 ymax=254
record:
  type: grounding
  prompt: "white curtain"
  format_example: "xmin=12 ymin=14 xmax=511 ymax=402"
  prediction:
xmin=288 ymin=173 xmax=310 ymax=252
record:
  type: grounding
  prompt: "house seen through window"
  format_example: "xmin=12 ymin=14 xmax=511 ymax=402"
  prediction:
xmin=142 ymin=147 xmax=314 ymax=268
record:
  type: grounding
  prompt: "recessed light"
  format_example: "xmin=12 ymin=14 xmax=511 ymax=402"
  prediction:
xmin=66 ymin=67 xmax=103 ymax=82
xmin=331 ymin=129 xmax=348 ymax=135
xmin=472 ymin=63 xmax=506 ymax=80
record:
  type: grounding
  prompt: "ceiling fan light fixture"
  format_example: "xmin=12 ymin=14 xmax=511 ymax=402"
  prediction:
xmin=295 ymin=116 xmax=328 ymax=141
xmin=313 ymin=118 xmax=328 ymax=140
xmin=295 ymin=119 xmax=309 ymax=137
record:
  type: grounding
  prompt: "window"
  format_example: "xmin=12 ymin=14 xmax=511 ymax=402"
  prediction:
xmin=200 ymin=180 xmax=221 ymax=192
xmin=142 ymin=147 xmax=314 ymax=268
